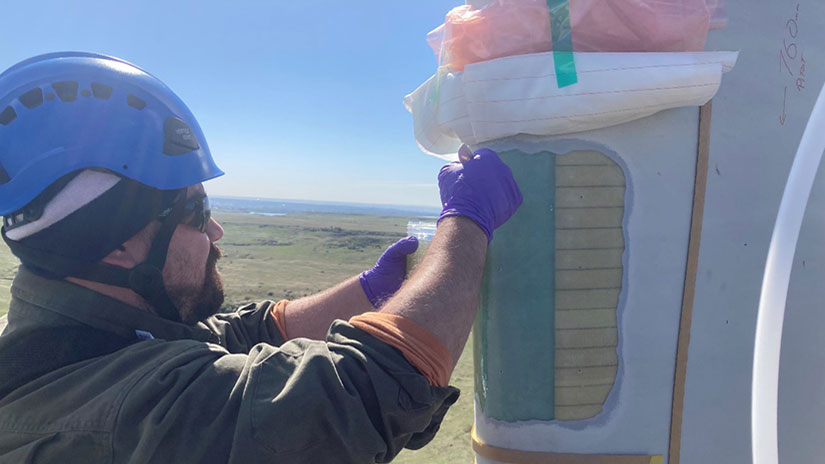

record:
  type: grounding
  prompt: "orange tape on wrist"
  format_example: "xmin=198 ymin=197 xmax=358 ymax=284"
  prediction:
xmin=350 ymin=312 xmax=452 ymax=387
xmin=269 ymin=300 xmax=290 ymax=341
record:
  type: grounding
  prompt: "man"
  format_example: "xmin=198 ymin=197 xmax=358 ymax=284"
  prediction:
xmin=0 ymin=52 xmax=522 ymax=463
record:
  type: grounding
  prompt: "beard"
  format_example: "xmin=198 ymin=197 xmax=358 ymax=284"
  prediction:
xmin=169 ymin=243 xmax=225 ymax=325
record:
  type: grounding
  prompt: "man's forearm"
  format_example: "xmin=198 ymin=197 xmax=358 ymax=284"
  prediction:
xmin=283 ymin=275 xmax=372 ymax=340
xmin=379 ymin=216 xmax=488 ymax=366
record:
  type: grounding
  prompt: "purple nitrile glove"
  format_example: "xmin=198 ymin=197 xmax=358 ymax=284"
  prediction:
xmin=359 ymin=236 xmax=419 ymax=308
xmin=438 ymin=148 xmax=523 ymax=241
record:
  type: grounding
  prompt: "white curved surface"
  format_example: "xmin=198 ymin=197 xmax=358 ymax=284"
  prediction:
xmin=472 ymin=106 xmax=699 ymax=460
xmin=752 ymin=81 xmax=825 ymax=464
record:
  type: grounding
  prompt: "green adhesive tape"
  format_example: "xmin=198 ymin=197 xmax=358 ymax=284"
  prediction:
xmin=547 ymin=0 xmax=578 ymax=88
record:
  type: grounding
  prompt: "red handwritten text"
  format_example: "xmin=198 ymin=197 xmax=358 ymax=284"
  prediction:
xmin=779 ymin=4 xmax=804 ymax=126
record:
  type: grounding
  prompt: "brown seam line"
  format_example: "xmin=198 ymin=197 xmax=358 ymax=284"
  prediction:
xmin=471 ymin=427 xmax=662 ymax=464
xmin=668 ymin=100 xmax=713 ymax=464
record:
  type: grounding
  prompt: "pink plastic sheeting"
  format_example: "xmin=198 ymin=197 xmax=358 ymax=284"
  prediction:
xmin=427 ymin=0 xmax=725 ymax=71
xmin=706 ymin=0 xmax=729 ymax=29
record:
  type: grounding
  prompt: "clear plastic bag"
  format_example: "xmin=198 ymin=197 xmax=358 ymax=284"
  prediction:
xmin=706 ymin=0 xmax=729 ymax=29
xmin=406 ymin=221 xmax=436 ymax=273
xmin=427 ymin=0 xmax=721 ymax=71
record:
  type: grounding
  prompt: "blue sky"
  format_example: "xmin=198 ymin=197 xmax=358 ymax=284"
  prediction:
xmin=0 ymin=1 xmax=459 ymax=207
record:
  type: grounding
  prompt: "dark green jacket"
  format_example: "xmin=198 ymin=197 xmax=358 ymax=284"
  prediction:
xmin=0 ymin=267 xmax=458 ymax=463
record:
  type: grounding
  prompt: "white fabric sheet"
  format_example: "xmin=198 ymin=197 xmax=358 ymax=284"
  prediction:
xmin=404 ymin=51 xmax=738 ymax=160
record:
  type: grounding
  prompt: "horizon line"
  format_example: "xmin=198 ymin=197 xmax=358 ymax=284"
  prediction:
xmin=211 ymin=194 xmax=441 ymax=212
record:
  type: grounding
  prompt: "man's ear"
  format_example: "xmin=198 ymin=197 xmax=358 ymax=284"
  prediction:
xmin=101 ymin=224 xmax=156 ymax=269
xmin=101 ymin=221 xmax=160 ymax=269
xmin=101 ymin=244 xmax=140 ymax=269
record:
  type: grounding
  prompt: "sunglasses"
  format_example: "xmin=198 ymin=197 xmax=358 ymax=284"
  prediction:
xmin=158 ymin=195 xmax=211 ymax=233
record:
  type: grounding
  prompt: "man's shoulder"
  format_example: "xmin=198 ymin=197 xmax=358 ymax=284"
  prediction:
xmin=0 ymin=335 xmax=237 ymax=417
xmin=0 ymin=335 xmax=242 ymax=462
xmin=4 ymin=333 xmax=229 ymax=396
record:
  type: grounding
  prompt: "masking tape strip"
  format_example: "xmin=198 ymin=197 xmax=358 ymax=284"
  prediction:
xmin=547 ymin=0 xmax=578 ymax=88
xmin=472 ymin=427 xmax=662 ymax=464
xmin=668 ymin=101 xmax=713 ymax=464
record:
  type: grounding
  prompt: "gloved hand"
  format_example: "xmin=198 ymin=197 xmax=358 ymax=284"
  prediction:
xmin=438 ymin=148 xmax=523 ymax=241
xmin=359 ymin=236 xmax=419 ymax=308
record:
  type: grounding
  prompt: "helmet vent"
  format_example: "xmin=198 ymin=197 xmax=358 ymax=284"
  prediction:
xmin=163 ymin=117 xmax=200 ymax=156
xmin=19 ymin=88 xmax=43 ymax=109
xmin=127 ymin=94 xmax=146 ymax=110
xmin=91 ymin=82 xmax=113 ymax=100
xmin=52 ymin=81 xmax=78 ymax=102
xmin=0 ymin=106 xmax=16 ymax=126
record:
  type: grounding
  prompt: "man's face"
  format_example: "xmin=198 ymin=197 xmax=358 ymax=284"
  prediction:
xmin=161 ymin=184 xmax=226 ymax=324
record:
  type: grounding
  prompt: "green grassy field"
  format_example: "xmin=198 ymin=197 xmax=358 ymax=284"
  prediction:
xmin=0 ymin=211 xmax=475 ymax=463
xmin=0 ymin=244 xmax=15 ymax=316
xmin=215 ymin=212 xmax=411 ymax=307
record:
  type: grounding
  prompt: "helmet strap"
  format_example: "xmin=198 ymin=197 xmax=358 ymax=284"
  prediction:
xmin=125 ymin=192 xmax=188 ymax=322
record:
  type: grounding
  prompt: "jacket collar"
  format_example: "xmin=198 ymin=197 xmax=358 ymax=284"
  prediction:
xmin=7 ymin=265 xmax=218 ymax=343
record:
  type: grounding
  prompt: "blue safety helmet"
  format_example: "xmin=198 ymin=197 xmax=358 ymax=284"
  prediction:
xmin=0 ymin=52 xmax=223 ymax=216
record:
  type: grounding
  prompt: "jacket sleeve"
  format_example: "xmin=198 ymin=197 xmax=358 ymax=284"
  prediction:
xmin=201 ymin=301 xmax=285 ymax=353
xmin=112 ymin=321 xmax=460 ymax=464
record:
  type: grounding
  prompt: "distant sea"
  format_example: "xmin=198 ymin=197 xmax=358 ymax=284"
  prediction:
xmin=211 ymin=196 xmax=440 ymax=218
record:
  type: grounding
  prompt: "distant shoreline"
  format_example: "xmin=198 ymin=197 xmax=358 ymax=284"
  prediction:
xmin=212 ymin=196 xmax=440 ymax=219
xmin=246 ymin=212 xmax=286 ymax=217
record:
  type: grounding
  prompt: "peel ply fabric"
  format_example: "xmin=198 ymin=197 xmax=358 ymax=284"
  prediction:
xmin=404 ymin=51 xmax=738 ymax=160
